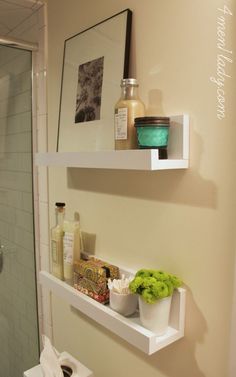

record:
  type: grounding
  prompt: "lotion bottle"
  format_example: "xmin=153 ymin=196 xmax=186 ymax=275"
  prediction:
xmin=51 ymin=202 xmax=65 ymax=280
xmin=115 ymin=78 xmax=145 ymax=150
xmin=63 ymin=220 xmax=81 ymax=285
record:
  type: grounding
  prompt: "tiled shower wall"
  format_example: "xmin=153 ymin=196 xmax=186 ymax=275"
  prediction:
xmin=7 ymin=0 xmax=51 ymax=342
xmin=6 ymin=1 xmax=51 ymax=345
xmin=0 ymin=2 xmax=50 ymax=375
xmin=0 ymin=45 xmax=39 ymax=376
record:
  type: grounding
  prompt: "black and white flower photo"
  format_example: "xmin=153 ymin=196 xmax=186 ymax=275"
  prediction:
xmin=74 ymin=56 xmax=104 ymax=123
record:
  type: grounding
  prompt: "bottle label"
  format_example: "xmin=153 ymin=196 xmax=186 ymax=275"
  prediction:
xmin=63 ymin=232 xmax=74 ymax=265
xmin=52 ymin=240 xmax=59 ymax=264
xmin=115 ymin=108 xmax=128 ymax=140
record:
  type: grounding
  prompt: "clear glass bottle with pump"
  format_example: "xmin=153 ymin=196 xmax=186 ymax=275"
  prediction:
xmin=51 ymin=202 xmax=65 ymax=280
xmin=114 ymin=78 xmax=145 ymax=150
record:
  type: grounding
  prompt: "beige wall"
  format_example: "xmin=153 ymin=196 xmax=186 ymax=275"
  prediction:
xmin=46 ymin=1 xmax=236 ymax=376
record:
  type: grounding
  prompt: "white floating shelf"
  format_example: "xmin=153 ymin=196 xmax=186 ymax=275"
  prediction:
xmin=35 ymin=115 xmax=189 ymax=171
xmin=39 ymin=270 xmax=186 ymax=355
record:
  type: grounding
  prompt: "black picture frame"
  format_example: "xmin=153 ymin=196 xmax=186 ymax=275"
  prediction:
xmin=57 ymin=9 xmax=132 ymax=152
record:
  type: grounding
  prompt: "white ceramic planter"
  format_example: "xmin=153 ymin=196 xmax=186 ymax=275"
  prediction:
xmin=109 ymin=290 xmax=138 ymax=316
xmin=138 ymin=295 xmax=172 ymax=335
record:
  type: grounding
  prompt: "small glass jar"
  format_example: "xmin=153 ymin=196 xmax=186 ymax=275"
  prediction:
xmin=114 ymin=78 xmax=145 ymax=150
xmin=134 ymin=116 xmax=170 ymax=159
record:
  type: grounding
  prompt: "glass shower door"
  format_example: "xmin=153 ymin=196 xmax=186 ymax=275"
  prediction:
xmin=0 ymin=45 xmax=39 ymax=376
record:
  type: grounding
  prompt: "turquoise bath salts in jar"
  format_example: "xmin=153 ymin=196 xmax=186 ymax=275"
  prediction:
xmin=134 ymin=116 xmax=170 ymax=159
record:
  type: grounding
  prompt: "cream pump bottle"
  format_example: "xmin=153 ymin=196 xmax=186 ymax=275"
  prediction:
xmin=51 ymin=202 xmax=65 ymax=280
xmin=63 ymin=220 xmax=81 ymax=285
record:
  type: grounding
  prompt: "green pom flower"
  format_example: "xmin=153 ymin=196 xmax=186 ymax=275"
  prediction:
xmin=142 ymin=277 xmax=157 ymax=288
xmin=152 ymin=270 xmax=170 ymax=281
xmin=135 ymin=269 xmax=152 ymax=278
xmin=152 ymin=281 xmax=169 ymax=299
xmin=142 ymin=288 xmax=156 ymax=304
xmin=164 ymin=280 xmax=174 ymax=296
xmin=129 ymin=276 xmax=143 ymax=294
xmin=170 ymin=274 xmax=182 ymax=288
xmin=129 ymin=268 xmax=183 ymax=304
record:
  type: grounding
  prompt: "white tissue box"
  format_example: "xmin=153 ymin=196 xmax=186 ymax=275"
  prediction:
xmin=24 ymin=351 xmax=94 ymax=377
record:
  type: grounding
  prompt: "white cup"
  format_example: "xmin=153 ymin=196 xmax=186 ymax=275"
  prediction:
xmin=109 ymin=290 xmax=138 ymax=317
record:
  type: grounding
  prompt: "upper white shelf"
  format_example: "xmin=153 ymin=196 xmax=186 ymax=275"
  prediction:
xmin=39 ymin=269 xmax=186 ymax=355
xmin=35 ymin=115 xmax=189 ymax=171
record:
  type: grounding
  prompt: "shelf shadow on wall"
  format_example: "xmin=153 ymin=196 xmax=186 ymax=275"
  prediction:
xmin=67 ymin=168 xmax=216 ymax=209
xmin=145 ymin=287 xmax=207 ymax=377
xmin=67 ymin=127 xmax=217 ymax=209
xmin=71 ymin=287 xmax=207 ymax=377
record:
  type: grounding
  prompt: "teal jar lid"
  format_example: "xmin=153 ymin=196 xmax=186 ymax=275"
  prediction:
xmin=135 ymin=116 xmax=170 ymax=126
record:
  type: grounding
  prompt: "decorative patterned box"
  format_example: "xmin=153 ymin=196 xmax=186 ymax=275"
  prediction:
xmin=74 ymin=277 xmax=110 ymax=304
xmin=74 ymin=258 xmax=120 ymax=304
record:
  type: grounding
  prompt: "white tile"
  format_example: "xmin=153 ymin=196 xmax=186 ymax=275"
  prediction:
xmin=0 ymin=98 xmax=10 ymax=119
xmin=40 ymin=242 xmax=49 ymax=270
xmin=38 ymin=24 xmax=46 ymax=51
xmin=32 ymin=0 xmax=44 ymax=11
xmin=0 ymin=220 xmax=10 ymax=239
xmin=0 ymin=75 xmax=11 ymax=102
xmin=0 ymin=117 xmax=7 ymax=136
xmin=42 ymin=288 xmax=52 ymax=325
xmin=37 ymin=70 xmax=47 ymax=115
xmin=0 ymin=51 xmax=31 ymax=77
xmin=37 ymin=4 xmax=46 ymax=29
xmin=9 ymin=11 xmax=38 ymax=42
xmin=0 ymin=6 xmax=33 ymax=33
xmin=39 ymin=201 xmax=49 ymax=244
xmin=6 ymin=111 xmax=32 ymax=135
xmin=0 ymin=170 xmax=32 ymax=192
xmin=18 ymin=23 xmax=39 ymax=44
xmin=34 ymin=199 xmax=40 ymax=240
xmin=6 ymin=91 xmax=32 ymax=117
xmin=37 ymin=26 xmax=47 ymax=71
xmin=14 ymin=226 xmax=34 ymax=252
xmin=3 ymin=0 xmax=39 ymax=9
xmin=37 ymin=114 xmax=48 ymax=152
xmin=8 ymin=70 xmax=31 ymax=98
xmin=32 ymin=68 xmax=38 ymax=116
xmin=16 ymin=209 xmax=34 ymax=232
xmin=0 ymin=44 xmax=20 ymax=69
xmin=0 ymin=188 xmax=8 ymax=203
xmin=20 ymin=153 xmax=32 ymax=172
xmin=0 ymin=23 xmax=9 ymax=35
xmin=38 ymin=166 xmax=48 ymax=202
xmin=22 ymin=192 xmax=33 ymax=212
xmin=6 ymin=190 xmax=23 ymax=209
xmin=0 ymin=152 xmax=32 ymax=172
xmin=6 ymin=132 xmax=32 ymax=153
xmin=43 ymin=323 xmax=53 ymax=341
xmin=0 ymin=203 xmax=16 ymax=224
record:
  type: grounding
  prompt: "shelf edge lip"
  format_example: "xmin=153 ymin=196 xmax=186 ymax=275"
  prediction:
xmin=35 ymin=151 xmax=189 ymax=171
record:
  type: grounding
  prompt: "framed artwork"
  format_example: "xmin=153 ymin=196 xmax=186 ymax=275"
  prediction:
xmin=57 ymin=9 xmax=132 ymax=152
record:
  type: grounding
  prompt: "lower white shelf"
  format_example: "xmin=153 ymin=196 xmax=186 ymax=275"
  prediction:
xmin=39 ymin=271 xmax=186 ymax=355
